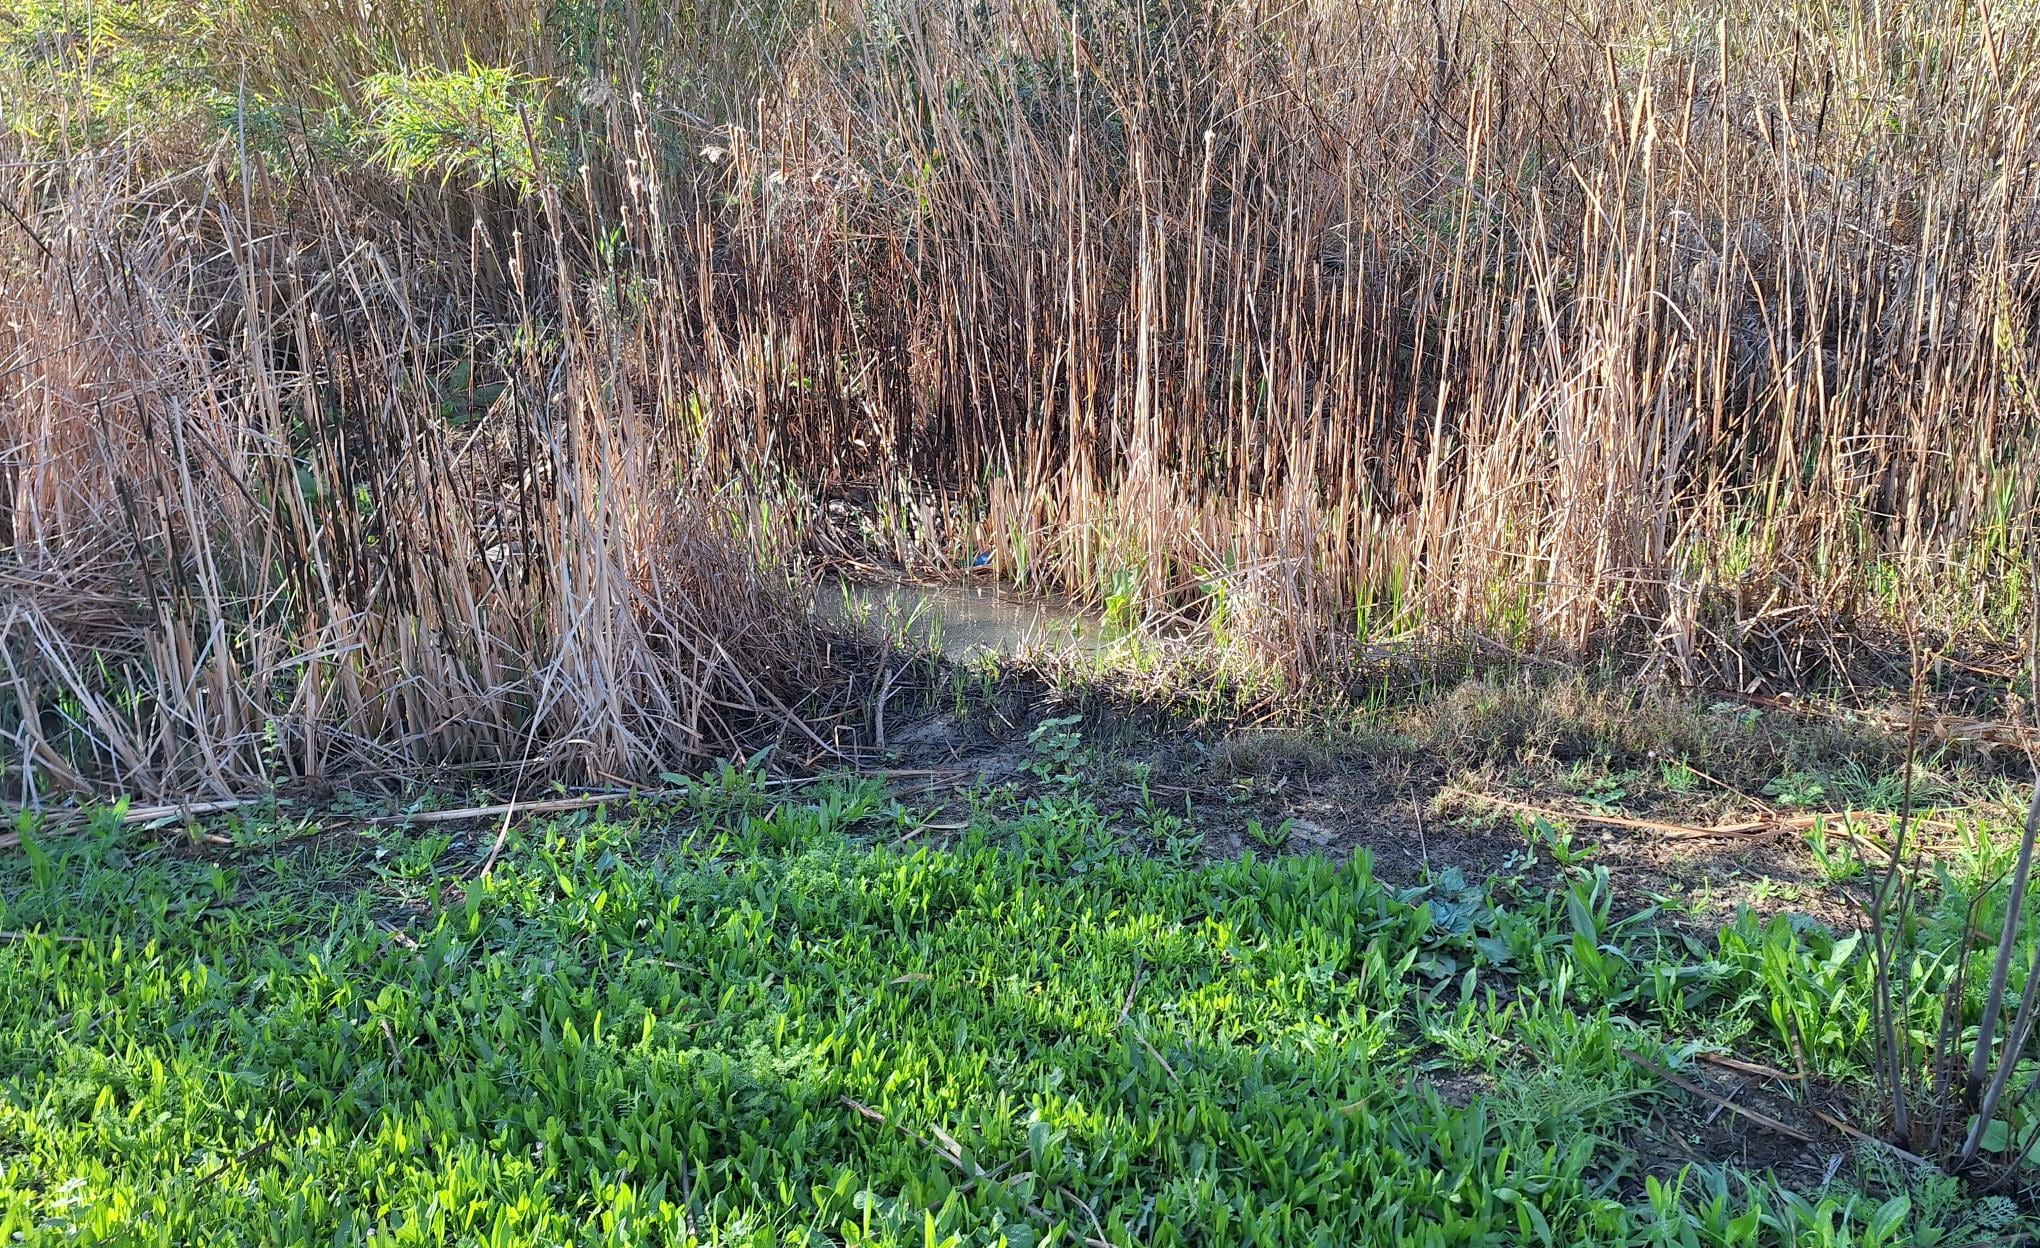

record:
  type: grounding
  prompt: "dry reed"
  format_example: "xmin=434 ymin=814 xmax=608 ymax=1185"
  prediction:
xmin=3 ymin=0 xmax=2038 ymax=796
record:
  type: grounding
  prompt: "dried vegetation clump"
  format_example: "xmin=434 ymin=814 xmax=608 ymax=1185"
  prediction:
xmin=4 ymin=0 xmax=2039 ymax=794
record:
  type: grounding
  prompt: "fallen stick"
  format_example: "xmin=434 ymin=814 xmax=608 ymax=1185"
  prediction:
xmin=382 ymin=769 xmax=970 ymax=829
xmin=120 ymin=798 xmax=272 ymax=825
xmin=1808 ymin=1107 xmax=1930 ymax=1166
xmin=1696 ymin=688 xmax=2033 ymax=754
xmin=1697 ymin=1052 xmax=1802 ymax=1082
xmin=886 ymin=820 xmax=970 ymax=848
xmin=1442 ymin=788 xmax=1778 ymax=840
xmin=2 ymin=768 xmax=977 ymax=844
xmin=1443 ymin=787 xmax=1960 ymax=843
xmin=369 ymin=792 xmax=670 ymax=827
xmin=1623 ymin=1049 xmax=1815 ymax=1143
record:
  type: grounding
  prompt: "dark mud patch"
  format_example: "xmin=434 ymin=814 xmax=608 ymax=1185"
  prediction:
xmin=1625 ymin=1055 xmax=1857 ymax=1191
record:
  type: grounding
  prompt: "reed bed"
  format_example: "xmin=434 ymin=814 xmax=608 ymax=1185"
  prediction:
xmin=2 ymin=0 xmax=2038 ymax=796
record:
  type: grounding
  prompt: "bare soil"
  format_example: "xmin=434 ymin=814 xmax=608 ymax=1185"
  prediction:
xmin=878 ymin=700 xmax=1885 ymax=938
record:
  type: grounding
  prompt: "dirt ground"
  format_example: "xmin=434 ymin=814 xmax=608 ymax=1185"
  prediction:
xmin=131 ymin=666 xmax=2027 ymax=1200
xmin=860 ymin=680 xmax=2033 ymax=1188
xmin=877 ymin=695 xmax=1909 ymax=936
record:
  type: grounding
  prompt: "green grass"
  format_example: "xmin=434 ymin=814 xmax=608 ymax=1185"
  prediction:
xmin=0 ymin=777 xmax=2032 ymax=1245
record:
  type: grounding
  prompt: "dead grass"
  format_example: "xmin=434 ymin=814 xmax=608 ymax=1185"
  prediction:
xmin=0 ymin=156 xmax=861 ymax=800
xmin=4 ymin=0 xmax=2040 ymax=797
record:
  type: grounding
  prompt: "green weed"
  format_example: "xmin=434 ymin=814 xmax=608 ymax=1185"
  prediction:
xmin=3 ymin=782 xmax=2035 ymax=1243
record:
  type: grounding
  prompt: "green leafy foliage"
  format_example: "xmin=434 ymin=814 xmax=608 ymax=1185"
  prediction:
xmin=0 ymin=786 xmax=2029 ymax=1245
xmin=0 ymin=0 xmax=224 ymax=143
xmin=361 ymin=62 xmax=552 ymax=190
xmin=1022 ymin=715 xmax=1089 ymax=784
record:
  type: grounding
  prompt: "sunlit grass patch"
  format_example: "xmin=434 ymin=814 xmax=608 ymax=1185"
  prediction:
xmin=3 ymin=779 xmax=2035 ymax=1243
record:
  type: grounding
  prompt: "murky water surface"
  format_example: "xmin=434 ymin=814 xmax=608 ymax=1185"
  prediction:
xmin=816 ymin=579 xmax=1110 ymax=659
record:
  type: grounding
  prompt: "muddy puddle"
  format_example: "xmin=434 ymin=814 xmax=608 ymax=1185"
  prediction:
xmin=816 ymin=578 xmax=1114 ymax=659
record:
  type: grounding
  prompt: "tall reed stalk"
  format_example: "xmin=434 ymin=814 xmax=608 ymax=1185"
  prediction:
xmin=3 ymin=0 xmax=2039 ymax=794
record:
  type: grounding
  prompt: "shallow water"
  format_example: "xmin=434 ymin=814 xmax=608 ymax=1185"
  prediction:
xmin=816 ymin=578 xmax=1108 ymax=659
